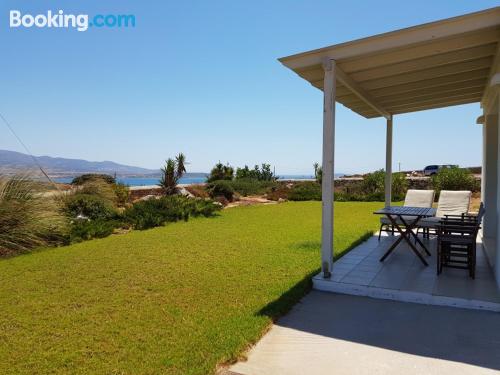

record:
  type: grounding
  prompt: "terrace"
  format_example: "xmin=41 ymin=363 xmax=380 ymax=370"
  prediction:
xmin=314 ymin=233 xmax=500 ymax=311
xmin=279 ymin=6 xmax=500 ymax=309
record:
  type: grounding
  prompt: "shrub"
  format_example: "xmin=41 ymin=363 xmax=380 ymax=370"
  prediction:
xmin=391 ymin=172 xmax=408 ymax=201
xmin=69 ymin=218 xmax=119 ymax=243
xmin=0 ymin=174 xmax=67 ymax=256
xmin=123 ymin=196 xmax=220 ymax=230
xmin=360 ymin=169 xmax=385 ymax=196
xmin=207 ymin=163 xmax=234 ymax=182
xmin=266 ymin=182 xmax=291 ymax=201
xmin=64 ymin=193 xmax=117 ymax=220
xmin=258 ymin=163 xmax=275 ymax=181
xmin=432 ymin=167 xmax=479 ymax=194
xmin=158 ymin=153 xmax=186 ymax=195
xmin=288 ymin=182 xmax=321 ymax=201
xmin=113 ymin=182 xmax=130 ymax=206
xmin=71 ymin=174 xmax=116 ymax=185
xmin=356 ymin=170 xmax=408 ymax=201
xmin=235 ymin=164 xmax=276 ymax=181
xmin=207 ymin=180 xmax=235 ymax=201
xmin=230 ymin=178 xmax=276 ymax=196
xmin=335 ymin=191 xmax=384 ymax=202
xmin=78 ymin=179 xmax=118 ymax=203
xmin=313 ymin=163 xmax=322 ymax=185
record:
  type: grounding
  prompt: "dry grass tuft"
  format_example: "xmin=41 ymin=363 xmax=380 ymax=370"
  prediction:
xmin=0 ymin=174 xmax=67 ymax=256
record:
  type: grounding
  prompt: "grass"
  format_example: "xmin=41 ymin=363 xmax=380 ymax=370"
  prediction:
xmin=0 ymin=201 xmax=381 ymax=375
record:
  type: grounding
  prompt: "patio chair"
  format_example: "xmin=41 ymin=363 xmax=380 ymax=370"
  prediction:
xmin=417 ymin=190 xmax=472 ymax=238
xmin=437 ymin=203 xmax=484 ymax=278
xmin=378 ymin=189 xmax=435 ymax=240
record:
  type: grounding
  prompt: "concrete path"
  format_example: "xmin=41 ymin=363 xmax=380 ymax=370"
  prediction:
xmin=228 ymin=292 xmax=500 ymax=375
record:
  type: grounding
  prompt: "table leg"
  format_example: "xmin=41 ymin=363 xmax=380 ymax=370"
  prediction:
xmin=400 ymin=216 xmax=431 ymax=256
xmin=380 ymin=214 xmax=429 ymax=266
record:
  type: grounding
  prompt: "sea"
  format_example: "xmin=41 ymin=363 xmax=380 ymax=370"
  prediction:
xmin=53 ymin=174 xmax=345 ymax=187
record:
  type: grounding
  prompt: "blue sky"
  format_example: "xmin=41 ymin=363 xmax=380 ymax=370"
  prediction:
xmin=0 ymin=1 xmax=497 ymax=174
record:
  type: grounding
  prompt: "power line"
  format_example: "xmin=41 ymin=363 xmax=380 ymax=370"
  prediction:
xmin=0 ymin=111 xmax=59 ymax=189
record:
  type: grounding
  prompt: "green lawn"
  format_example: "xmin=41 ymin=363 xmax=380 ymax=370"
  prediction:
xmin=0 ymin=201 xmax=381 ymax=375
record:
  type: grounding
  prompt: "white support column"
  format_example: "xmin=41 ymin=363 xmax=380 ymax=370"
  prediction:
xmin=481 ymin=119 xmax=486 ymax=204
xmin=483 ymin=113 xmax=498 ymax=239
xmin=385 ymin=116 xmax=393 ymax=208
xmin=496 ymin=92 xmax=500 ymax=288
xmin=321 ymin=59 xmax=336 ymax=278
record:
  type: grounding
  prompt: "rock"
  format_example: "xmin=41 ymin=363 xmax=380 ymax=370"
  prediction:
xmin=179 ymin=187 xmax=194 ymax=198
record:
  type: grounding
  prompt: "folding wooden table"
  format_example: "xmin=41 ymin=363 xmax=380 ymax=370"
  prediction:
xmin=374 ymin=206 xmax=436 ymax=266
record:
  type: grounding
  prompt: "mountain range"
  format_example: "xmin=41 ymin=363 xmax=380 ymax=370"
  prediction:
xmin=0 ymin=149 xmax=181 ymax=177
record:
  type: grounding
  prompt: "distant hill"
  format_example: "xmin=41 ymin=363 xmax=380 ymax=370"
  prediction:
xmin=0 ymin=149 xmax=205 ymax=178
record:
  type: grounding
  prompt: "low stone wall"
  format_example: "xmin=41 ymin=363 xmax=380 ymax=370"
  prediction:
xmin=129 ymin=186 xmax=163 ymax=201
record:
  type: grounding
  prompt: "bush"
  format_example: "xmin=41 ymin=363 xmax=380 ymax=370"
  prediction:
xmin=230 ymin=178 xmax=276 ymax=196
xmin=113 ymin=182 xmax=130 ymax=206
xmin=69 ymin=218 xmax=119 ymax=243
xmin=207 ymin=180 xmax=235 ymax=201
xmin=0 ymin=174 xmax=67 ymax=256
xmin=391 ymin=172 xmax=408 ymax=201
xmin=353 ymin=170 xmax=408 ymax=201
xmin=123 ymin=196 xmax=220 ymax=230
xmin=78 ymin=179 xmax=118 ymax=203
xmin=288 ymin=182 xmax=321 ymax=201
xmin=432 ymin=167 xmax=479 ymax=194
xmin=335 ymin=191 xmax=384 ymax=202
xmin=313 ymin=163 xmax=322 ymax=185
xmin=207 ymin=163 xmax=234 ymax=182
xmin=71 ymin=174 xmax=116 ymax=185
xmin=64 ymin=193 xmax=117 ymax=220
xmin=360 ymin=170 xmax=385 ymax=196
xmin=235 ymin=164 xmax=276 ymax=181
xmin=266 ymin=182 xmax=291 ymax=201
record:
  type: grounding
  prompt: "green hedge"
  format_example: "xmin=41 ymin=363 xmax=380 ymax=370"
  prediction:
xmin=64 ymin=193 xmax=117 ymax=220
xmin=431 ymin=167 xmax=479 ymax=194
xmin=288 ymin=182 xmax=321 ymax=201
xmin=123 ymin=196 xmax=220 ymax=230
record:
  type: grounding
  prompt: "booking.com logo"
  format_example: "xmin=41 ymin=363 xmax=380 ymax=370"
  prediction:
xmin=9 ymin=10 xmax=135 ymax=32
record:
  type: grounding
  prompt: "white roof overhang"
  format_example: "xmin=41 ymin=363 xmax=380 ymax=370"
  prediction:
xmin=279 ymin=7 xmax=500 ymax=119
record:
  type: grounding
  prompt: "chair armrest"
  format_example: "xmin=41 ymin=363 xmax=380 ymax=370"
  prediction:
xmin=444 ymin=213 xmax=477 ymax=219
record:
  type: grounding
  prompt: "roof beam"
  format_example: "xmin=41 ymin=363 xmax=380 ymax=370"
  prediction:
xmin=359 ymin=57 xmax=493 ymax=90
xmin=339 ymin=28 xmax=500 ymax=73
xmin=349 ymin=43 xmax=497 ymax=82
xmin=350 ymin=95 xmax=481 ymax=118
xmin=348 ymin=93 xmax=481 ymax=114
xmin=334 ymin=64 xmax=391 ymax=120
xmin=390 ymin=96 xmax=481 ymax=114
xmin=339 ymin=80 xmax=486 ymax=106
xmin=318 ymin=67 xmax=490 ymax=96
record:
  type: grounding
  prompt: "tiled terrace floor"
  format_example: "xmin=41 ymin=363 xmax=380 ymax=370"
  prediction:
xmin=313 ymin=233 xmax=500 ymax=311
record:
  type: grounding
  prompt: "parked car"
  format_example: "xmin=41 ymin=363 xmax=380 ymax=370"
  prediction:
xmin=423 ymin=164 xmax=458 ymax=176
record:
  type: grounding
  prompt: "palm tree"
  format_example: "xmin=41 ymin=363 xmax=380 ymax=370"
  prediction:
xmin=313 ymin=162 xmax=322 ymax=185
xmin=159 ymin=153 xmax=187 ymax=195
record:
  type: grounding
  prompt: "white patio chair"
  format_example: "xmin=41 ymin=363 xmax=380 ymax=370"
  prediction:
xmin=378 ymin=189 xmax=435 ymax=240
xmin=417 ymin=190 xmax=472 ymax=237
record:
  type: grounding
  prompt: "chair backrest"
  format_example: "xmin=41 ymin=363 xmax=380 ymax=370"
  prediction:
xmin=436 ymin=190 xmax=471 ymax=217
xmin=404 ymin=189 xmax=435 ymax=208
xmin=477 ymin=202 xmax=485 ymax=225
